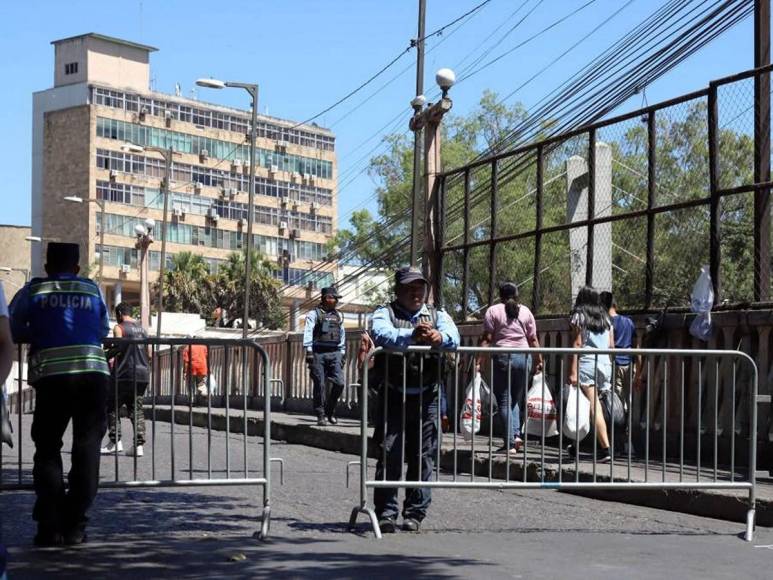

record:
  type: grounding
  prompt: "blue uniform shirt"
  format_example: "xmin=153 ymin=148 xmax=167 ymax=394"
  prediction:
xmin=371 ymin=303 xmax=460 ymax=350
xmin=303 ymin=308 xmax=346 ymax=353
xmin=9 ymin=274 xmax=110 ymax=352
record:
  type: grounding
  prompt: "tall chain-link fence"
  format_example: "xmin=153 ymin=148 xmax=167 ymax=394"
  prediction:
xmin=438 ymin=65 xmax=772 ymax=320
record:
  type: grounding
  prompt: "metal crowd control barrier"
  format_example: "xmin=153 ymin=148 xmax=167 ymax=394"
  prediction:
xmin=0 ymin=337 xmax=280 ymax=540
xmin=349 ymin=346 xmax=759 ymax=540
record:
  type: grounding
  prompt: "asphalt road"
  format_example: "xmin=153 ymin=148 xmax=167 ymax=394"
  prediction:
xmin=2 ymin=416 xmax=773 ymax=579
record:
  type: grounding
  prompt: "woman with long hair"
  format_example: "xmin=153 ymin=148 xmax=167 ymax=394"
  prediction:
xmin=478 ymin=282 xmax=543 ymax=455
xmin=568 ymin=286 xmax=614 ymax=462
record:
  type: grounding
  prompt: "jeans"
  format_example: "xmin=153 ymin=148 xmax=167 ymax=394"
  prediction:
xmin=309 ymin=351 xmax=345 ymax=416
xmin=491 ymin=353 xmax=531 ymax=447
xmin=31 ymin=373 xmax=108 ymax=532
xmin=374 ymin=385 xmax=439 ymax=522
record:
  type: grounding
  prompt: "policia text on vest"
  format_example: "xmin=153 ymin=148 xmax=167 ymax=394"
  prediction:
xmin=303 ymin=287 xmax=346 ymax=426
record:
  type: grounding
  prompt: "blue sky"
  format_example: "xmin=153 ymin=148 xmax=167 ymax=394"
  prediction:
xmin=0 ymin=0 xmax=755 ymax=228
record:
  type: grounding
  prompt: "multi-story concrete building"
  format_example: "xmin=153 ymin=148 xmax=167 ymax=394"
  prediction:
xmin=32 ymin=33 xmax=337 ymax=318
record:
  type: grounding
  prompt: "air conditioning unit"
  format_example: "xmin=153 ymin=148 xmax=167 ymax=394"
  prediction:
xmin=199 ymin=149 xmax=209 ymax=162
xmin=208 ymin=208 xmax=219 ymax=221
xmin=139 ymin=107 xmax=148 ymax=121
xmin=109 ymin=169 xmax=117 ymax=180
xmin=164 ymin=110 xmax=173 ymax=127
xmin=292 ymin=172 xmax=301 ymax=183
xmin=290 ymin=228 xmax=300 ymax=239
xmin=231 ymin=160 xmax=242 ymax=172
xmin=291 ymin=200 xmax=299 ymax=211
xmin=275 ymin=142 xmax=287 ymax=153
xmin=278 ymin=221 xmax=288 ymax=232
xmin=269 ymin=164 xmax=279 ymax=174
xmin=280 ymin=196 xmax=291 ymax=207
xmin=172 ymin=208 xmax=183 ymax=218
xmin=120 ymin=264 xmax=131 ymax=274
xmin=193 ymin=183 xmax=202 ymax=195
xmin=303 ymin=173 xmax=312 ymax=183
xmin=310 ymin=201 xmax=318 ymax=213
xmin=222 ymin=187 xmax=236 ymax=199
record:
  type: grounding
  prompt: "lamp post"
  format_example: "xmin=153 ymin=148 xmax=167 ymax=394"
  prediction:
xmin=196 ymin=77 xmax=259 ymax=339
xmin=134 ymin=219 xmax=156 ymax=330
xmin=122 ymin=144 xmax=176 ymax=338
xmin=409 ymin=68 xmax=455 ymax=304
xmin=64 ymin=196 xmax=105 ymax=287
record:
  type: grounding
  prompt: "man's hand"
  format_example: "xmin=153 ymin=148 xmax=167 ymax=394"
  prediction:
xmin=568 ymin=371 xmax=578 ymax=386
xmin=425 ymin=329 xmax=443 ymax=347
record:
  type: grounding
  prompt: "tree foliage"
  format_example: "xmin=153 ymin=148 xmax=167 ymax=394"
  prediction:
xmin=336 ymin=90 xmax=756 ymax=318
xmin=155 ymin=249 xmax=284 ymax=329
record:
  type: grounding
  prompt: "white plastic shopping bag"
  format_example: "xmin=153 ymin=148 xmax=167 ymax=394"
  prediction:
xmin=525 ymin=373 xmax=558 ymax=438
xmin=563 ymin=384 xmax=591 ymax=441
xmin=460 ymin=371 xmax=487 ymax=442
xmin=689 ymin=265 xmax=714 ymax=341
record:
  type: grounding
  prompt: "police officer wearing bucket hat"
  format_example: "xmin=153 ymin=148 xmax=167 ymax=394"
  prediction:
xmin=303 ymin=286 xmax=346 ymax=426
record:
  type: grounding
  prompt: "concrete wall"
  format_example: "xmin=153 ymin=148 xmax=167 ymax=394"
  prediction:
xmin=31 ymin=83 xmax=90 ymax=276
xmin=41 ymin=106 xmax=93 ymax=271
xmin=0 ymin=224 xmax=31 ymax=298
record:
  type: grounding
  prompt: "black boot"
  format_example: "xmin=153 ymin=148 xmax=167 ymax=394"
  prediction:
xmin=316 ymin=414 xmax=326 ymax=426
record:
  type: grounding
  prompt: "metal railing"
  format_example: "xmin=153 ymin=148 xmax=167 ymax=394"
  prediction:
xmin=0 ymin=337 xmax=282 ymax=540
xmin=349 ymin=346 xmax=760 ymax=540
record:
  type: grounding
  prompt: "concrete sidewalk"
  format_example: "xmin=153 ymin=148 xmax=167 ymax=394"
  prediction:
xmin=148 ymin=404 xmax=773 ymax=526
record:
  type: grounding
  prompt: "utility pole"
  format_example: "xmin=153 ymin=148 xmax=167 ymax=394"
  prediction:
xmin=755 ymin=0 xmax=770 ymax=301
xmin=409 ymin=0 xmax=427 ymax=267
xmin=410 ymin=69 xmax=456 ymax=304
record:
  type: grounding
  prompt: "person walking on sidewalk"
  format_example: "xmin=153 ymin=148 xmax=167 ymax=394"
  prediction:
xmin=102 ymin=302 xmax=150 ymax=457
xmin=9 ymin=242 xmax=110 ymax=546
xmin=370 ymin=267 xmax=460 ymax=534
xmin=183 ymin=342 xmax=209 ymax=397
xmin=303 ymin=286 xmax=346 ymax=426
xmin=477 ymin=282 xmax=543 ymax=456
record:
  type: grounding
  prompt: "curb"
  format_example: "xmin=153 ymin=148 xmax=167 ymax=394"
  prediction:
xmin=151 ymin=407 xmax=772 ymax=527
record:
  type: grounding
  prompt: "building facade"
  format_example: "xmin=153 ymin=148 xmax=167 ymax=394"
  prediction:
xmin=32 ymin=33 xmax=337 ymax=317
xmin=0 ymin=224 xmax=32 ymax=300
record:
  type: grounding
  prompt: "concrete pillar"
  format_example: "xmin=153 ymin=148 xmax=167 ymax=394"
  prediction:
xmin=113 ymin=281 xmax=123 ymax=307
xmin=567 ymin=142 xmax=612 ymax=303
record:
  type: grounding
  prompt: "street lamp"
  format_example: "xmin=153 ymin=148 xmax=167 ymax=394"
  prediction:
xmin=122 ymin=143 xmax=176 ymax=338
xmin=134 ymin=218 xmax=156 ymax=329
xmin=64 ymin=195 xmax=106 ymax=287
xmin=409 ymin=67 xmax=456 ymax=304
xmin=196 ymin=77 xmax=259 ymax=338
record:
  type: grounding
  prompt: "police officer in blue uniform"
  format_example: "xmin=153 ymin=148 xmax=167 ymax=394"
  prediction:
xmin=303 ymin=286 xmax=346 ymax=426
xmin=370 ymin=267 xmax=460 ymax=534
xmin=9 ymin=243 xmax=110 ymax=546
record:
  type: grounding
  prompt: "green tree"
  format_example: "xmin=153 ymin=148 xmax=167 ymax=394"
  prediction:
xmin=213 ymin=250 xmax=284 ymax=330
xmin=337 ymin=92 xmax=756 ymax=319
xmin=156 ymin=252 xmax=213 ymax=315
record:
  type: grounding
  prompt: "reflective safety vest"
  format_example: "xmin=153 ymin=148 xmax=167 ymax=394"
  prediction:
xmin=11 ymin=275 xmax=110 ymax=383
xmin=28 ymin=345 xmax=110 ymax=383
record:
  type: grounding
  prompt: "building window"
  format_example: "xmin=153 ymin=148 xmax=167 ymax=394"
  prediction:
xmin=64 ymin=62 xmax=79 ymax=75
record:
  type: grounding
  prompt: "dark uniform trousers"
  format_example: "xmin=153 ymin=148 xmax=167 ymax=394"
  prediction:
xmin=31 ymin=373 xmax=108 ymax=531
xmin=309 ymin=350 xmax=345 ymax=416
xmin=373 ymin=385 xmax=439 ymax=522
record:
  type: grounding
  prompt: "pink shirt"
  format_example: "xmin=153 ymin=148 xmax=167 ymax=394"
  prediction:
xmin=483 ymin=303 xmax=537 ymax=348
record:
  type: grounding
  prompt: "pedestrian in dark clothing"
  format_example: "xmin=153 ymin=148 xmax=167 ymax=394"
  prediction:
xmin=102 ymin=302 xmax=149 ymax=457
xmin=9 ymin=242 xmax=110 ymax=546
xmin=370 ymin=267 xmax=460 ymax=534
xmin=303 ymin=286 xmax=346 ymax=426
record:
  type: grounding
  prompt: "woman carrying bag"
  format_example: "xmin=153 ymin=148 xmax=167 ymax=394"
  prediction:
xmin=477 ymin=283 xmax=543 ymax=455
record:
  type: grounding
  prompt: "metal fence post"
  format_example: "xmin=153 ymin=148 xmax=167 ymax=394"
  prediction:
xmin=708 ymin=83 xmax=721 ymax=302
